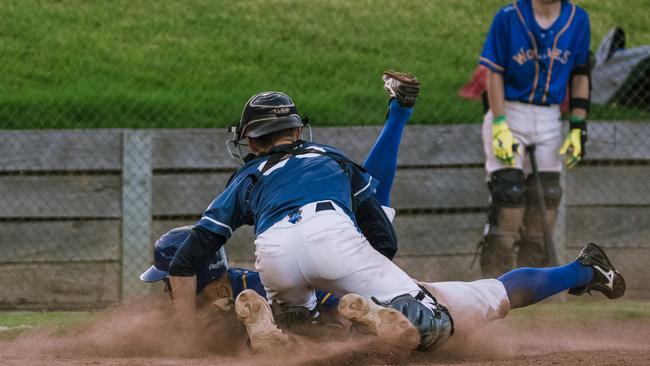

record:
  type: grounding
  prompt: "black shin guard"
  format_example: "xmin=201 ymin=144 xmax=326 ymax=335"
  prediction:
xmin=518 ymin=172 xmax=562 ymax=267
xmin=480 ymin=169 xmax=526 ymax=277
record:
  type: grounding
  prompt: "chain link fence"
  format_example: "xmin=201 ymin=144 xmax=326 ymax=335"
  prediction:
xmin=1 ymin=1 xmax=649 ymax=309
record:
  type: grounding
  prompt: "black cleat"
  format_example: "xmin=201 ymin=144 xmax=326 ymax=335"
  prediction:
xmin=568 ymin=243 xmax=625 ymax=299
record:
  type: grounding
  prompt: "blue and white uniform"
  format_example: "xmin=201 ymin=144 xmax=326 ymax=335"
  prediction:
xmin=480 ymin=0 xmax=590 ymax=105
xmin=479 ymin=0 xmax=590 ymax=173
xmin=197 ymin=142 xmax=377 ymax=238
xmin=197 ymin=141 xmax=425 ymax=311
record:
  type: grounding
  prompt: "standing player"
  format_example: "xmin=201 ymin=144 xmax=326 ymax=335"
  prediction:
xmin=166 ymin=72 xmax=453 ymax=351
xmin=478 ymin=0 xmax=591 ymax=277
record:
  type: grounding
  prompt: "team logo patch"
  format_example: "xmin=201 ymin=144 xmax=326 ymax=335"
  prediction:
xmin=288 ymin=209 xmax=302 ymax=224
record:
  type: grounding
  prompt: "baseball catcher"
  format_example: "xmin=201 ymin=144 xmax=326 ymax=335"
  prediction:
xmin=142 ymin=72 xmax=625 ymax=353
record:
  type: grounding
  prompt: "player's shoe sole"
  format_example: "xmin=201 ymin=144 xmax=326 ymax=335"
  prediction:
xmin=338 ymin=293 xmax=420 ymax=350
xmin=235 ymin=289 xmax=290 ymax=352
xmin=569 ymin=242 xmax=626 ymax=299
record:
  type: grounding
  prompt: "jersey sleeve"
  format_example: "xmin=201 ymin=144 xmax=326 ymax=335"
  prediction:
xmin=480 ymin=9 xmax=509 ymax=73
xmin=196 ymin=173 xmax=253 ymax=239
xmin=349 ymin=163 xmax=380 ymax=205
xmin=573 ymin=10 xmax=591 ymax=68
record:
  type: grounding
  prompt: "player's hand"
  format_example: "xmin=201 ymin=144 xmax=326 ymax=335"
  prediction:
xmin=559 ymin=116 xmax=587 ymax=169
xmin=492 ymin=116 xmax=518 ymax=165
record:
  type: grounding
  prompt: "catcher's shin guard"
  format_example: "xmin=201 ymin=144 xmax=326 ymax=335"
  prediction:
xmin=479 ymin=169 xmax=526 ymax=278
xmin=517 ymin=173 xmax=562 ymax=267
xmin=235 ymin=289 xmax=290 ymax=352
xmin=386 ymin=293 xmax=453 ymax=351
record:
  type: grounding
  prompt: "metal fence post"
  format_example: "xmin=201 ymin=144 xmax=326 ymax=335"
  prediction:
xmin=121 ymin=129 xmax=153 ymax=299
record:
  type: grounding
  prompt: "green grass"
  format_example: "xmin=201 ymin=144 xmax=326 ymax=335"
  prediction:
xmin=0 ymin=311 xmax=92 ymax=340
xmin=514 ymin=299 xmax=650 ymax=319
xmin=1 ymin=0 xmax=649 ymax=128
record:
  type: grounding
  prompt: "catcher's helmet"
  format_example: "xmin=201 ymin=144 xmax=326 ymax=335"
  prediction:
xmin=227 ymin=91 xmax=309 ymax=164
xmin=237 ymin=91 xmax=303 ymax=139
xmin=139 ymin=226 xmax=228 ymax=293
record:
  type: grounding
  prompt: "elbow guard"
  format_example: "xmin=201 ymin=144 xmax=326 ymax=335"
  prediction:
xmin=570 ymin=61 xmax=591 ymax=112
xmin=169 ymin=226 xmax=226 ymax=277
xmin=356 ymin=197 xmax=398 ymax=260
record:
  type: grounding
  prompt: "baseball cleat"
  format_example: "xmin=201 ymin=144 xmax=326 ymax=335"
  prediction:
xmin=235 ymin=289 xmax=290 ymax=352
xmin=569 ymin=243 xmax=626 ymax=299
xmin=382 ymin=70 xmax=420 ymax=108
xmin=338 ymin=293 xmax=420 ymax=349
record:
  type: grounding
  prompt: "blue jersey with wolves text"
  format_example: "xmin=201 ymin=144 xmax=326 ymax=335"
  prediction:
xmin=479 ymin=0 xmax=590 ymax=105
xmin=196 ymin=141 xmax=378 ymax=238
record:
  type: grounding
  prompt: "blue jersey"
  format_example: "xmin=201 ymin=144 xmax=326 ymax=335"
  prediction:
xmin=196 ymin=141 xmax=378 ymax=238
xmin=228 ymin=267 xmax=339 ymax=311
xmin=479 ymin=0 xmax=590 ymax=105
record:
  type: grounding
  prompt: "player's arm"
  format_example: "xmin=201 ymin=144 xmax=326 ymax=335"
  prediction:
xmin=569 ymin=74 xmax=589 ymax=119
xmin=356 ymin=195 xmax=398 ymax=260
xmin=169 ymin=227 xmax=227 ymax=317
xmin=347 ymin=160 xmax=398 ymax=260
xmin=560 ymin=11 xmax=590 ymax=168
xmin=168 ymin=173 xmax=249 ymax=316
xmin=486 ymin=71 xmax=506 ymax=118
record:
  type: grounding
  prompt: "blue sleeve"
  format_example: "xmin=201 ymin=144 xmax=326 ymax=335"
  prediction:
xmin=350 ymin=164 xmax=379 ymax=205
xmin=573 ymin=10 xmax=591 ymax=68
xmin=196 ymin=173 xmax=253 ymax=239
xmin=480 ymin=9 xmax=509 ymax=73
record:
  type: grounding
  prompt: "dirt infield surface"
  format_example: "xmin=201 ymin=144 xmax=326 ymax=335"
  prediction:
xmin=1 ymin=299 xmax=649 ymax=365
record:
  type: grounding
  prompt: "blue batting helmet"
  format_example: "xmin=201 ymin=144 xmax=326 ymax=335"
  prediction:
xmin=139 ymin=226 xmax=228 ymax=293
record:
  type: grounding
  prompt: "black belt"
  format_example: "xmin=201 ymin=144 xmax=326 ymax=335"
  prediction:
xmin=315 ymin=201 xmax=335 ymax=212
xmin=516 ymin=99 xmax=551 ymax=107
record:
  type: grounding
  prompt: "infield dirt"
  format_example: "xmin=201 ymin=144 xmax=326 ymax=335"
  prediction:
xmin=1 ymin=298 xmax=649 ymax=365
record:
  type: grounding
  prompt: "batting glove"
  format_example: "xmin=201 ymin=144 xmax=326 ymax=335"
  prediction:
xmin=559 ymin=115 xmax=587 ymax=169
xmin=492 ymin=115 xmax=518 ymax=165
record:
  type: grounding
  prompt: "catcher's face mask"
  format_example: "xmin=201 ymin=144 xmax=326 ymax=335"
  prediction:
xmin=226 ymin=91 xmax=311 ymax=164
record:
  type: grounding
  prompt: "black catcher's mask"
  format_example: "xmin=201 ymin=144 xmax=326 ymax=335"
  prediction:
xmin=227 ymin=91 xmax=309 ymax=164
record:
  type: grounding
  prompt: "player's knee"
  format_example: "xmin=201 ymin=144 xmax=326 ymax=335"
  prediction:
xmin=525 ymin=172 xmax=562 ymax=209
xmin=388 ymin=294 xmax=453 ymax=351
xmin=489 ymin=169 xmax=526 ymax=208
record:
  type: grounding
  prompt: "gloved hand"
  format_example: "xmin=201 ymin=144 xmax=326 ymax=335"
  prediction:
xmin=492 ymin=115 xmax=518 ymax=165
xmin=559 ymin=115 xmax=587 ymax=168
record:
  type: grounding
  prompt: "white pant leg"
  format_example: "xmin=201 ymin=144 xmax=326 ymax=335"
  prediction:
xmin=484 ymin=102 xmax=563 ymax=176
xmin=420 ymin=279 xmax=510 ymax=336
xmin=255 ymin=226 xmax=318 ymax=309
xmin=255 ymin=201 xmax=422 ymax=308
xmin=529 ymin=104 xmax=563 ymax=172
xmin=483 ymin=104 xmax=530 ymax=174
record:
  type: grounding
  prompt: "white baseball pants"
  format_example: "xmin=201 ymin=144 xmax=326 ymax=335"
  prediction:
xmin=254 ymin=200 xmax=422 ymax=310
xmin=482 ymin=101 xmax=563 ymax=175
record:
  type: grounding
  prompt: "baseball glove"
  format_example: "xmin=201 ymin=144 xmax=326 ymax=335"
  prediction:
xmin=383 ymin=71 xmax=421 ymax=108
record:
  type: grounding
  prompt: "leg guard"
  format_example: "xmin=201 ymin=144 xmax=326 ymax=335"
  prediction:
xmin=384 ymin=292 xmax=453 ymax=351
xmin=480 ymin=169 xmax=526 ymax=278
xmin=517 ymin=172 xmax=562 ymax=268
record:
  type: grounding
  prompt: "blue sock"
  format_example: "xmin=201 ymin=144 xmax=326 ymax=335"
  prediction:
xmin=363 ymin=99 xmax=413 ymax=206
xmin=498 ymin=261 xmax=594 ymax=309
